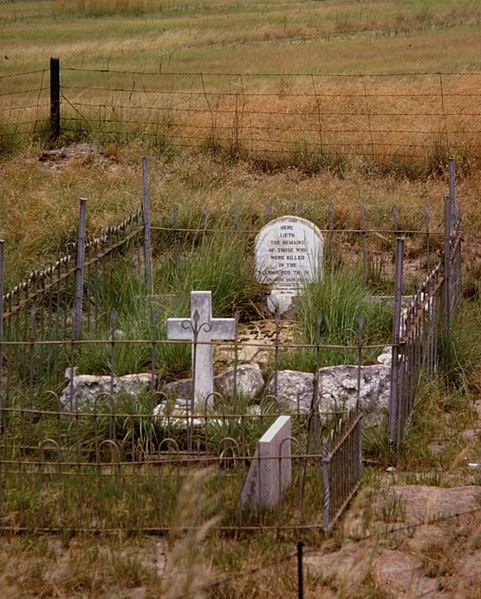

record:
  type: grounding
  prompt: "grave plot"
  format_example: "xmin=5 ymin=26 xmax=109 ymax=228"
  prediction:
xmin=0 ymin=160 xmax=462 ymax=533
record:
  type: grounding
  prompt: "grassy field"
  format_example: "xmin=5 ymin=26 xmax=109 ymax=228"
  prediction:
xmin=1 ymin=1 xmax=481 ymax=597
xmin=2 ymin=0 xmax=481 ymax=74
xmin=2 ymin=0 xmax=481 ymax=173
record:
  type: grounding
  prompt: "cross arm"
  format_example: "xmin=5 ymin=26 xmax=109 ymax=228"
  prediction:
xmin=166 ymin=318 xmax=195 ymax=341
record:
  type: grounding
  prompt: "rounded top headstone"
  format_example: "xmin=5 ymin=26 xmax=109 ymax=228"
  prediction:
xmin=255 ymin=216 xmax=324 ymax=314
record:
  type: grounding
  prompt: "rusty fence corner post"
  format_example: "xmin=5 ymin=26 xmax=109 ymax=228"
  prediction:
xmin=389 ymin=237 xmax=404 ymax=452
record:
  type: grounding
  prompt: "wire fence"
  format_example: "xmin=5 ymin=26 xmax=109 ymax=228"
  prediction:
xmin=2 ymin=61 xmax=481 ymax=170
xmin=388 ymin=177 xmax=462 ymax=450
xmin=0 ymin=68 xmax=50 ymax=142
xmin=0 ymin=158 xmax=463 ymax=535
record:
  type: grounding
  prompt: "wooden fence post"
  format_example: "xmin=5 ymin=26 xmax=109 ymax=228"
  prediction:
xmin=50 ymin=56 xmax=60 ymax=142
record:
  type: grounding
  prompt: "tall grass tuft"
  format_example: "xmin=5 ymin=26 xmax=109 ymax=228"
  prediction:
xmin=162 ymin=470 xmax=218 ymax=598
xmin=282 ymin=268 xmax=392 ymax=371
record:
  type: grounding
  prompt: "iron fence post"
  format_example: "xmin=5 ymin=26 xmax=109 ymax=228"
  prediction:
xmin=361 ymin=206 xmax=367 ymax=284
xmin=322 ymin=440 xmax=330 ymax=532
xmin=50 ymin=56 xmax=60 ymax=142
xmin=449 ymin=158 xmax=456 ymax=223
xmin=73 ymin=198 xmax=87 ymax=341
xmin=142 ymin=156 xmax=153 ymax=294
xmin=389 ymin=237 xmax=404 ymax=451
xmin=0 ymin=240 xmax=3 ymax=435
xmin=297 ymin=541 xmax=304 ymax=599
xmin=443 ymin=195 xmax=452 ymax=334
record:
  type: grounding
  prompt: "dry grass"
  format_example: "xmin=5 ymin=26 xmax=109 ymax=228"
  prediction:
xmin=2 ymin=0 xmax=481 ymax=174
xmin=1 ymin=2 xmax=481 ymax=597
xmin=2 ymin=140 xmax=481 ymax=286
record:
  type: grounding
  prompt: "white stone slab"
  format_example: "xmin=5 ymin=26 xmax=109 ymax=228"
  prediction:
xmin=240 ymin=415 xmax=291 ymax=507
xmin=255 ymin=216 xmax=324 ymax=314
xmin=167 ymin=291 xmax=236 ymax=405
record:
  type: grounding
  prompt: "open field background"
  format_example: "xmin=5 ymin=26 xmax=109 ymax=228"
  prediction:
xmin=1 ymin=1 xmax=481 ymax=597
xmin=1 ymin=0 xmax=481 ymax=283
xmin=2 ymin=0 xmax=481 ymax=172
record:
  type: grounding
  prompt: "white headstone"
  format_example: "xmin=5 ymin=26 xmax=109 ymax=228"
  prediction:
xmin=255 ymin=216 xmax=324 ymax=314
xmin=166 ymin=291 xmax=236 ymax=405
xmin=240 ymin=415 xmax=291 ymax=507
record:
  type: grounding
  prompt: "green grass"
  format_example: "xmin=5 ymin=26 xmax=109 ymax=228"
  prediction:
xmin=281 ymin=268 xmax=393 ymax=372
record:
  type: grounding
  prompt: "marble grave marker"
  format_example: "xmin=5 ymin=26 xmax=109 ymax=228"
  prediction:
xmin=240 ymin=415 xmax=292 ymax=507
xmin=255 ymin=216 xmax=324 ymax=314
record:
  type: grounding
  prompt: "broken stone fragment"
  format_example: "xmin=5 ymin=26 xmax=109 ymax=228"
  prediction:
xmin=159 ymin=364 xmax=265 ymax=405
xmin=59 ymin=368 xmax=152 ymax=410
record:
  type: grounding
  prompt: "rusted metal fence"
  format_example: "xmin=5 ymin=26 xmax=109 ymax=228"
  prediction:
xmin=0 ymin=202 xmax=143 ymax=399
xmin=0 ymin=160 xmax=463 ymax=533
xmin=322 ymin=404 xmax=363 ymax=532
xmin=388 ymin=166 xmax=462 ymax=450
xmin=0 ymin=298 xmax=369 ymax=533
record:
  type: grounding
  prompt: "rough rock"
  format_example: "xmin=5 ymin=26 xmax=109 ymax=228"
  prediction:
xmin=318 ymin=364 xmax=391 ymax=419
xmin=377 ymin=346 xmax=392 ymax=366
xmin=267 ymin=365 xmax=391 ymax=419
xmin=152 ymin=399 xmax=207 ymax=427
xmin=303 ymin=541 xmax=375 ymax=593
xmin=267 ymin=370 xmax=314 ymax=411
xmin=60 ymin=369 xmax=151 ymax=410
xmin=381 ymin=485 xmax=481 ymax=523
xmin=214 ymin=363 xmax=264 ymax=398
xmin=405 ymin=524 xmax=446 ymax=554
xmin=456 ymin=549 xmax=481 ymax=591
xmin=160 ymin=378 xmax=192 ymax=402
xmin=160 ymin=364 xmax=265 ymax=405
xmin=152 ymin=398 xmax=262 ymax=426
xmin=371 ymin=549 xmax=441 ymax=597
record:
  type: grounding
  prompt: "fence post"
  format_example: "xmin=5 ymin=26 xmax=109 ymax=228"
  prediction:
xmin=297 ymin=541 xmax=304 ymax=599
xmin=361 ymin=206 xmax=367 ymax=284
xmin=389 ymin=237 xmax=404 ymax=452
xmin=443 ymin=195 xmax=452 ymax=334
xmin=449 ymin=158 xmax=456 ymax=223
xmin=322 ymin=440 xmax=330 ymax=532
xmin=141 ymin=156 xmax=153 ymax=294
xmin=0 ymin=240 xmax=3 ymax=435
xmin=50 ymin=56 xmax=60 ymax=142
xmin=73 ymin=198 xmax=87 ymax=340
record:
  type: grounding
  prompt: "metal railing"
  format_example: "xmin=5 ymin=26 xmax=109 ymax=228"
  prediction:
xmin=0 ymin=160 xmax=464 ymax=533
xmin=388 ymin=167 xmax=462 ymax=450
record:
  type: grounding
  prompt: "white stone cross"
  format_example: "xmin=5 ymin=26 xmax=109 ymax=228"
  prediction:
xmin=166 ymin=291 xmax=236 ymax=405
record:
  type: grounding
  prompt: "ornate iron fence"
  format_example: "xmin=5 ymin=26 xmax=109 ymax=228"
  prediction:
xmin=0 ymin=160 xmax=464 ymax=533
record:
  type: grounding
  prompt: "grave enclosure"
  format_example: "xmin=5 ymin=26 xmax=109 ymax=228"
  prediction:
xmin=0 ymin=159 xmax=462 ymax=534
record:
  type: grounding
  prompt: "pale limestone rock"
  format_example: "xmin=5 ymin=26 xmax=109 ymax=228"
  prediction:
xmin=160 ymin=364 xmax=265 ymax=404
xmin=267 ymin=365 xmax=391 ymax=420
xmin=317 ymin=364 xmax=391 ymax=415
xmin=60 ymin=369 xmax=151 ymax=410
xmin=160 ymin=378 xmax=192 ymax=402
xmin=267 ymin=370 xmax=315 ymax=411
xmin=214 ymin=363 xmax=264 ymax=398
